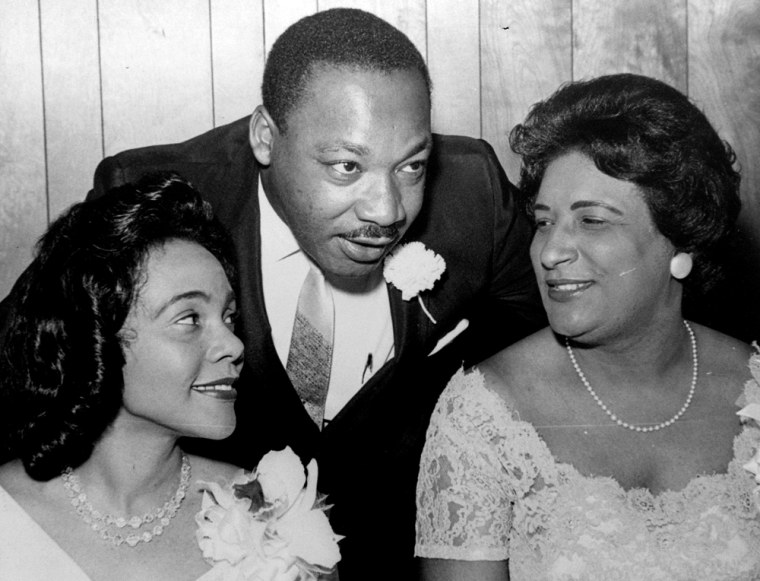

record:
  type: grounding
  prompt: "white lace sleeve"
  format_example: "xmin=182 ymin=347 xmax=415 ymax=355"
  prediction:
xmin=415 ymin=368 xmax=517 ymax=561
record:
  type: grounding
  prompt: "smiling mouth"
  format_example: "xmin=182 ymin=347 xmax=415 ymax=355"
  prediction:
xmin=548 ymin=282 xmax=592 ymax=292
xmin=545 ymin=280 xmax=594 ymax=300
xmin=192 ymin=384 xmax=235 ymax=392
xmin=191 ymin=382 xmax=237 ymax=400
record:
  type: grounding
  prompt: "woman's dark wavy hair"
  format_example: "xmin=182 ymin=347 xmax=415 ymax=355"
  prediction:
xmin=0 ymin=172 xmax=237 ymax=481
xmin=509 ymin=73 xmax=741 ymax=295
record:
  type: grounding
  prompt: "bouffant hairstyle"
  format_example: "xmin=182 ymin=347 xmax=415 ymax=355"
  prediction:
xmin=510 ymin=73 xmax=741 ymax=294
xmin=262 ymin=7 xmax=431 ymax=132
xmin=0 ymin=173 xmax=236 ymax=481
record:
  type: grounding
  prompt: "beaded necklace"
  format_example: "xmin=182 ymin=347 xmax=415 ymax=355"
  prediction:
xmin=565 ymin=320 xmax=698 ymax=433
xmin=62 ymin=453 xmax=191 ymax=547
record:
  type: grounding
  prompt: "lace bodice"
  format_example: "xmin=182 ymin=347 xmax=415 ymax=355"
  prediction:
xmin=415 ymin=362 xmax=760 ymax=580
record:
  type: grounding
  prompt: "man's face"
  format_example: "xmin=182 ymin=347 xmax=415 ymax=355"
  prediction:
xmin=254 ymin=66 xmax=432 ymax=279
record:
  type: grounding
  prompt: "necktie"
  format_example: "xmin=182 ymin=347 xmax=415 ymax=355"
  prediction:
xmin=286 ymin=265 xmax=335 ymax=429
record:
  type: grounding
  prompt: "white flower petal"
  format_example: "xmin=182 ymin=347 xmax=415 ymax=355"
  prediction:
xmin=256 ymin=447 xmax=306 ymax=508
xmin=276 ymin=509 xmax=342 ymax=568
xmin=195 ymin=450 xmax=341 ymax=579
xmin=750 ymin=343 xmax=760 ymax=383
xmin=738 ymin=403 xmax=760 ymax=424
xmin=384 ymin=242 xmax=446 ymax=301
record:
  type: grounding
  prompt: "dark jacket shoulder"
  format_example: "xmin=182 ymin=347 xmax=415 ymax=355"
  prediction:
xmin=91 ymin=117 xmax=256 ymax=227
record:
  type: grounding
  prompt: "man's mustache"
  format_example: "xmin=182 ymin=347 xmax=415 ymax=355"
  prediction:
xmin=342 ymin=224 xmax=400 ymax=239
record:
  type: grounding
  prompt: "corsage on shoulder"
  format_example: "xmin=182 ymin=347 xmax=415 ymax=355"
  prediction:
xmin=737 ymin=342 xmax=760 ymax=424
xmin=195 ymin=447 xmax=342 ymax=581
xmin=383 ymin=241 xmax=446 ymax=324
xmin=737 ymin=343 xmax=760 ymax=510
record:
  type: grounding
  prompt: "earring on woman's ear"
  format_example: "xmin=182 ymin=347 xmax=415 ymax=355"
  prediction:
xmin=670 ymin=252 xmax=693 ymax=280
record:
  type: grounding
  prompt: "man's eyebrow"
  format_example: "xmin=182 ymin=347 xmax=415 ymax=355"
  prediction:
xmin=317 ymin=141 xmax=370 ymax=156
xmin=406 ymin=135 xmax=433 ymax=157
xmin=151 ymin=290 xmax=209 ymax=320
xmin=316 ymin=135 xmax=433 ymax=159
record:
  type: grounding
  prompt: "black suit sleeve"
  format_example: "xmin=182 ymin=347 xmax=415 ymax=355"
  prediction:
xmin=460 ymin=140 xmax=546 ymax=365
xmin=89 ymin=155 xmax=130 ymax=200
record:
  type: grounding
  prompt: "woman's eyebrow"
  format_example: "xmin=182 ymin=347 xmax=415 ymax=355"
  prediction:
xmin=570 ymin=200 xmax=624 ymax=215
xmin=151 ymin=290 xmax=209 ymax=319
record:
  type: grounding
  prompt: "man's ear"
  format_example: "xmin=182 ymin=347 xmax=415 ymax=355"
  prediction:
xmin=249 ymin=105 xmax=276 ymax=165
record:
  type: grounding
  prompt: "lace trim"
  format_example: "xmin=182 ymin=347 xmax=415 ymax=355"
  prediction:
xmin=415 ymin=363 xmax=760 ymax=576
xmin=413 ymin=543 xmax=508 ymax=562
xmin=415 ymin=369 xmax=516 ymax=559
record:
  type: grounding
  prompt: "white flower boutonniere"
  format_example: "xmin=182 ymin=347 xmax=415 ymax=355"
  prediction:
xmin=383 ymin=241 xmax=446 ymax=324
xmin=195 ymin=446 xmax=342 ymax=581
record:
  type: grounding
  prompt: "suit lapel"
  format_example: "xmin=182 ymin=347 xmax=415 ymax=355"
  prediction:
xmin=227 ymin=148 xmax=441 ymax=445
xmin=226 ymin=154 xmax=320 ymax=455
xmin=322 ymin=280 xmax=432 ymax=434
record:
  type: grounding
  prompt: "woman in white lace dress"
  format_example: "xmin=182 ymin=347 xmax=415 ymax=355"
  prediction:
xmin=415 ymin=74 xmax=760 ymax=580
xmin=0 ymin=174 xmax=244 ymax=580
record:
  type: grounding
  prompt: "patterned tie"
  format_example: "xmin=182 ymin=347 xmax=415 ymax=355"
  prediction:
xmin=286 ymin=265 xmax=335 ymax=429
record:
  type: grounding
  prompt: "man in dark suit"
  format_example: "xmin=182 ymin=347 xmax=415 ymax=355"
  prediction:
xmin=4 ymin=8 xmax=544 ymax=580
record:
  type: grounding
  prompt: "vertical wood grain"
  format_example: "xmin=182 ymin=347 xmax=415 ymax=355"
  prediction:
xmin=428 ymin=0 xmax=481 ymax=136
xmin=40 ymin=0 xmax=102 ymax=219
xmin=689 ymin=0 xmax=760 ymax=219
xmin=1 ymin=0 xmax=759 ymax=337
xmin=0 ymin=2 xmax=47 ymax=299
xmin=262 ymin=0 xmax=316 ymax=56
xmin=210 ymin=0 xmax=266 ymax=126
xmin=318 ymin=0 xmax=427 ymax=60
xmin=481 ymin=0 xmax=572 ymax=181
xmin=689 ymin=0 xmax=760 ymax=339
xmin=99 ymin=0 xmax=214 ymax=155
xmin=573 ymin=0 xmax=688 ymax=91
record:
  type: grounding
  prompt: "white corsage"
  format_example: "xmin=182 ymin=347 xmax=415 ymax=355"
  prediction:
xmin=738 ymin=343 xmax=760 ymax=510
xmin=195 ymin=447 xmax=342 ymax=581
xmin=383 ymin=241 xmax=446 ymax=324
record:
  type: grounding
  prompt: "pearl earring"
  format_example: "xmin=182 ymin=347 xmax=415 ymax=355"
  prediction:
xmin=670 ymin=253 xmax=693 ymax=280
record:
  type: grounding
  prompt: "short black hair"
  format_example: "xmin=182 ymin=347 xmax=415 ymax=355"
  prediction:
xmin=0 ymin=172 xmax=237 ymax=480
xmin=262 ymin=8 xmax=431 ymax=132
xmin=510 ymin=73 xmax=741 ymax=294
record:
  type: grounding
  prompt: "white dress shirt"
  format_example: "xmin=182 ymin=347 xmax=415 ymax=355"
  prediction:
xmin=258 ymin=180 xmax=395 ymax=420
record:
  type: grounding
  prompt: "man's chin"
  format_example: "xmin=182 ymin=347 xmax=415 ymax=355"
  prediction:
xmin=331 ymin=262 xmax=383 ymax=280
xmin=319 ymin=257 xmax=387 ymax=288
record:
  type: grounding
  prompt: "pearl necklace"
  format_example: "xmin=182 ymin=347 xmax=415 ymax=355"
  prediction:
xmin=565 ymin=320 xmax=698 ymax=433
xmin=62 ymin=453 xmax=191 ymax=547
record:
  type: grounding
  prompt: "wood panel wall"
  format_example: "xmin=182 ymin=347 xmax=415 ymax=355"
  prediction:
xmin=2 ymin=0 xmax=759 ymax=337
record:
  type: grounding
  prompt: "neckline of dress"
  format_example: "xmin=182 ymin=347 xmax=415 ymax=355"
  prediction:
xmin=465 ymin=367 xmax=749 ymax=501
